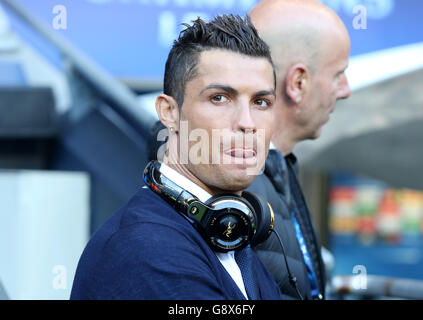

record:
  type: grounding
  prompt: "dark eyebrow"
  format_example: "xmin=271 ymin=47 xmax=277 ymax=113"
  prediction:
xmin=254 ymin=89 xmax=276 ymax=98
xmin=200 ymin=85 xmax=275 ymax=98
xmin=200 ymin=84 xmax=238 ymax=96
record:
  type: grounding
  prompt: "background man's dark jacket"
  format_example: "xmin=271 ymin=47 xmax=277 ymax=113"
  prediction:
xmin=248 ymin=149 xmax=326 ymax=300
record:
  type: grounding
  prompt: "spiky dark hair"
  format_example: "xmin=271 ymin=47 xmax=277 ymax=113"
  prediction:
xmin=163 ymin=14 xmax=275 ymax=108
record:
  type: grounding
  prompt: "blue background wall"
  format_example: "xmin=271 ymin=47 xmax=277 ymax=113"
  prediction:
xmin=8 ymin=0 xmax=423 ymax=81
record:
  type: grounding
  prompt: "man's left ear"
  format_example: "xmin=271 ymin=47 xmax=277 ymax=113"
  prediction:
xmin=296 ymin=71 xmax=308 ymax=103
xmin=155 ymin=94 xmax=180 ymax=133
xmin=285 ymin=63 xmax=309 ymax=105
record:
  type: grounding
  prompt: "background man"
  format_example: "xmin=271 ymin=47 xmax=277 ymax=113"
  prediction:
xmin=71 ymin=14 xmax=282 ymax=299
xmin=248 ymin=0 xmax=351 ymax=300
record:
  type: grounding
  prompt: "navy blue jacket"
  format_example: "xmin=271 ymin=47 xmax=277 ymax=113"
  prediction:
xmin=70 ymin=187 xmax=283 ymax=300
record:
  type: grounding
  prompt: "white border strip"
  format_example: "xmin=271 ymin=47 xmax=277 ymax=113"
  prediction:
xmin=347 ymin=42 xmax=423 ymax=91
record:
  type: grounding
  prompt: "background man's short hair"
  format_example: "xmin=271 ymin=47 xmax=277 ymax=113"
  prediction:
xmin=163 ymin=14 xmax=275 ymax=108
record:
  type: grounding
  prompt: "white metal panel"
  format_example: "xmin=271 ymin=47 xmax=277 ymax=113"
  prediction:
xmin=0 ymin=170 xmax=90 ymax=299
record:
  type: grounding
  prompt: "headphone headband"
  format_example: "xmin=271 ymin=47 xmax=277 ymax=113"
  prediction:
xmin=143 ymin=161 xmax=212 ymax=225
xmin=143 ymin=161 xmax=273 ymax=252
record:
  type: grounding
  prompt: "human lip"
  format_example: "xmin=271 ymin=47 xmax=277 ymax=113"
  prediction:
xmin=224 ymin=148 xmax=257 ymax=159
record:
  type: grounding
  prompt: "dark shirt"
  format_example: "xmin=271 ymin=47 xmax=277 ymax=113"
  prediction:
xmin=70 ymin=187 xmax=283 ymax=300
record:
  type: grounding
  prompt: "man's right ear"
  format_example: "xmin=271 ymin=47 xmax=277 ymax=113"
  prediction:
xmin=155 ymin=94 xmax=180 ymax=133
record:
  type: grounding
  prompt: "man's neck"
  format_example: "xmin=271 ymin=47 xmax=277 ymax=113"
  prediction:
xmin=163 ymin=154 xmax=242 ymax=197
xmin=271 ymin=135 xmax=296 ymax=156
xmin=271 ymin=111 xmax=300 ymax=156
xmin=160 ymin=162 xmax=212 ymax=202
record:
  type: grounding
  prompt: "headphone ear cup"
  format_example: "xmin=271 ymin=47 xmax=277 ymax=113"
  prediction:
xmin=242 ymin=191 xmax=273 ymax=247
xmin=203 ymin=194 xmax=256 ymax=251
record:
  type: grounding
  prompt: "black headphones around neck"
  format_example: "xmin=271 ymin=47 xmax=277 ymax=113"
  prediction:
xmin=143 ymin=160 xmax=274 ymax=252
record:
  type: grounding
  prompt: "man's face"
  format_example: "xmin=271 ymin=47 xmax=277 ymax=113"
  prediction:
xmin=178 ymin=49 xmax=275 ymax=192
xmin=301 ymin=31 xmax=351 ymax=139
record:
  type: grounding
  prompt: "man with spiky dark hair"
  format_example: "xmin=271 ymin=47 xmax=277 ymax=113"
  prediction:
xmin=71 ymin=15 xmax=282 ymax=300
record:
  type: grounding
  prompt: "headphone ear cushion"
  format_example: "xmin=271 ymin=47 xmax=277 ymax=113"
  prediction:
xmin=242 ymin=191 xmax=273 ymax=247
xmin=204 ymin=194 xmax=257 ymax=251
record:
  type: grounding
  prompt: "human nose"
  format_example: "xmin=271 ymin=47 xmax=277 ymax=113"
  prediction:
xmin=338 ymin=74 xmax=351 ymax=100
xmin=235 ymin=100 xmax=257 ymax=134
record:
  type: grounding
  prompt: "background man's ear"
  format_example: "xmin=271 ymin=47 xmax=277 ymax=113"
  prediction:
xmin=285 ymin=63 xmax=309 ymax=105
xmin=155 ymin=94 xmax=180 ymax=132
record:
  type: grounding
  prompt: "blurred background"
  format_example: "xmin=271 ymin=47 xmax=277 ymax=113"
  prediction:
xmin=0 ymin=0 xmax=422 ymax=300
